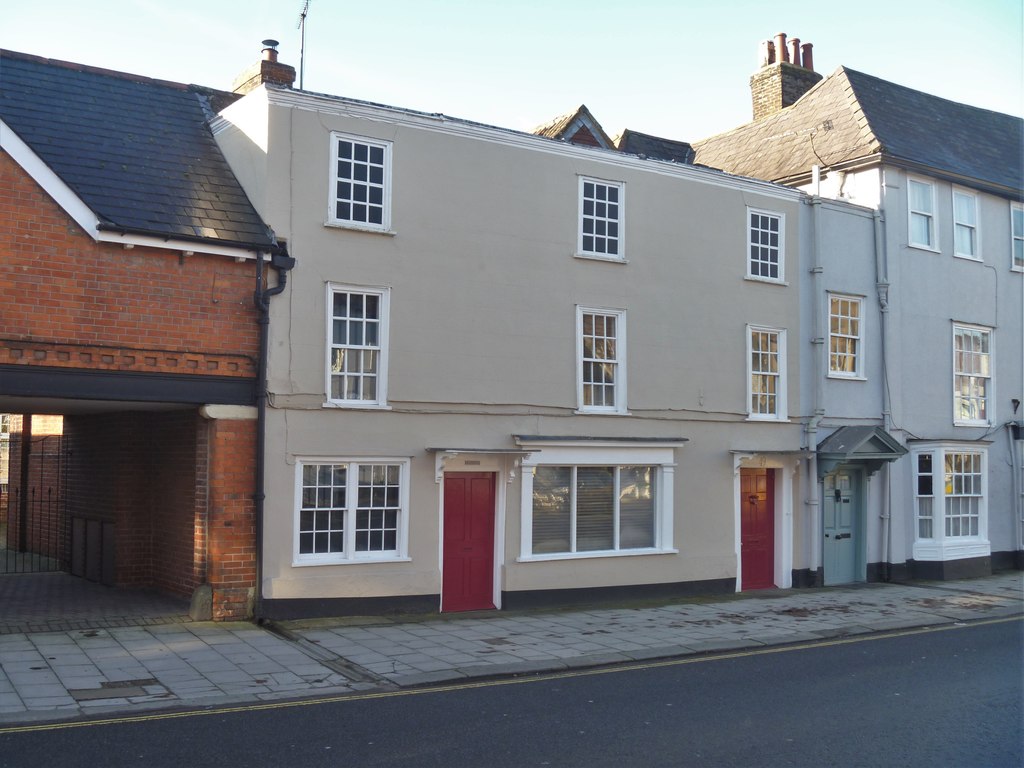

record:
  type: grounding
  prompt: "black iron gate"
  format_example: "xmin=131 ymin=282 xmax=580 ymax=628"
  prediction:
xmin=1 ymin=434 xmax=68 ymax=574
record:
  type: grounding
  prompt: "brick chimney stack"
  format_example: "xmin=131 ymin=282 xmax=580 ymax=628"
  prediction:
xmin=750 ymin=33 xmax=823 ymax=121
xmin=232 ymin=39 xmax=297 ymax=95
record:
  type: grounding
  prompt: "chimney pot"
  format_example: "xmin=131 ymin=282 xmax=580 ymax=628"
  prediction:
xmin=232 ymin=40 xmax=296 ymax=95
xmin=775 ymin=32 xmax=789 ymax=63
xmin=750 ymin=33 xmax=823 ymax=120
xmin=801 ymin=42 xmax=815 ymax=71
xmin=788 ymin=37 xmax=801 ymax=68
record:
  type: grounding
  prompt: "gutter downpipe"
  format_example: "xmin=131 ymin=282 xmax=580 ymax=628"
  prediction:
xmin=873 ymin=207 xmax=893 ymax=581
xmin=1020 ymin=250 xmax=1024 ymax=566
xmin=1017 ymin=255 xmax=1024 ymax=565
xmin=253 ymin=248 xmax=295 ymax=621
xmin=1010 ymin=426 xmax=1023 ymax=563
xmin=806 ymin=194 xmax=825 ymax=583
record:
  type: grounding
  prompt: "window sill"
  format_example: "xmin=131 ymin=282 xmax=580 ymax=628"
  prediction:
xmin=953 ymin=420 xmax=991 ymax=428
xmin=517 ymin=547 xmax=677 ymax=563
xmin=292 ymin=556 xmax=412 ymax=567
xmin=953 ymin=253 xmax=982 ymax=262
xmin=1013 ymin=264 xmax=1023 ymax=273
xmin=827 ymin=373 xmax=867 ymax=382
xmin=574 ymin=408 xmax=632 ymax=416
xmin=744 ymin=275 xmax=788 ymax=287
xmin=745 ymin=415 xmax=791 ymax=423
xmin=323 ymin=401 xmax=392 ymax=411
xmin=574 ymin=252 xmax=627 ymax=264
xmin=324 ymin=220 xmax=397 ymax=236
xmin=907 ymin=243 xmax=940 ymax=254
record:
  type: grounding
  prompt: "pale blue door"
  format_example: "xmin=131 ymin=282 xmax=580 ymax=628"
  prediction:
xmin=823 ymin=472 xmax=857 ymax=585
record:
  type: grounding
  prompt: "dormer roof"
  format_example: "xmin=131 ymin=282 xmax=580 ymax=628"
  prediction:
xmin=533 ymin=104 xmax=616 ymax=150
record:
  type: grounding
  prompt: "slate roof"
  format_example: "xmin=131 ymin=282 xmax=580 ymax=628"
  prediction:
xmin=692 ymin=66 xmax=1023 ymax=198
xmin=616 ymin=129 xmax=694 ymax=164
xmin=0 ymin=49 xmax=276 ymax=249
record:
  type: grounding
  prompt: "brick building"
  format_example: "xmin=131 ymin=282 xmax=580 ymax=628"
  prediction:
xmin=0 ymin=50 xmax=291 ymax=619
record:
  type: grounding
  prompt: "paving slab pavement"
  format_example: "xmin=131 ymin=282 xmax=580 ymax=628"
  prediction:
xmin=0 ymin=572 xmax=1020 ymax=724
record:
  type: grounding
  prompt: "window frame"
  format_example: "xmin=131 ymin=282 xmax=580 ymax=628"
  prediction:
xmin=293 ymin=458 xmax=411 ymax=566
xmin=952 ymin=188 xmax=980 ymax=260
xmin=517 ymin=441 xmax=678 ymax=562
xmin=326 ymin=131 xmax=393 ymax=233
xmin=325 ymin=283 xmax=391 ymax=409
xmin=1011 ymin=202 xmax=1024 ymax=272
xmin=576 ymin=176 xmax=625 ymax=262
xmin=746 ymin=207 xmax=785 ymax=283
xmin=911 ymin=443 xmax=989 ymax=562
xmin=746 ymin=324 xmax=788 ymax=421
xmin=952 ymin=323 xmax=992 ymax=427
xmin=827 ymin=293 xmax=865 ymax=380
xmin=576 ymin=306 xmax=628 ymax=415
xmin=907 ymin=177 xmax=938 ymax=251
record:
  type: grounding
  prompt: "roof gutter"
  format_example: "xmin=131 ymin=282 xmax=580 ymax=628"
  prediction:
xmin=96 ymin=221 xmax=284 ymax=255
xmin=778 ymin=152 xmax=1023 ymax=201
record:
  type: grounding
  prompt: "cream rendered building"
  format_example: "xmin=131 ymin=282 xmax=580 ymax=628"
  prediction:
xmin=211 ymin=49 xmax=854 ymax=617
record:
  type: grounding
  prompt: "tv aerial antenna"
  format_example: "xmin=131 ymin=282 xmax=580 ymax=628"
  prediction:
xmin=297 ymin=0 xmax=311 ymax=89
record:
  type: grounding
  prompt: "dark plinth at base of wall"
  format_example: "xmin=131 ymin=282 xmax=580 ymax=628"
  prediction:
xmin=795 ymin=555 xmax=1013 ymax=588
xmin=501 ymin=578 xmax=735 ymax=611
xmin=259 ymin=594 xmax=439 ymax=621
xmin=909 ymin=556 xmax=991 ymax=581
xmin=865 ymin=561 xmax=912 ymax=583
xmin=790 ymin=568 xmax=822 ymax=588
xmin=259 ymin=579 xmax=737 ymax=620
xmin=992 ymin=550 xmax=1024 ymax=571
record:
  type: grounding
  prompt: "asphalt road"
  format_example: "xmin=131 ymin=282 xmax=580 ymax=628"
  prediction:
xmin=1 ymin=618 xmax=1020 ymax=768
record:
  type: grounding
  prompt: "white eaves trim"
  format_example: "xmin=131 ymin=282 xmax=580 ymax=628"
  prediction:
xmin=213 ymin=86 xmax=804 ymax=203
xmin=1 ymin=118 xmax=263 ymax=261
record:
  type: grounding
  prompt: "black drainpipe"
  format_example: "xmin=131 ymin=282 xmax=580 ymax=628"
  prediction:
xmin=253 ymin=248 xmax=295 ymax=621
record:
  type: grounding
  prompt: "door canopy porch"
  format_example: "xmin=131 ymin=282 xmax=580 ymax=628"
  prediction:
xmin=817 ymin=426 xmax=907 ymax=478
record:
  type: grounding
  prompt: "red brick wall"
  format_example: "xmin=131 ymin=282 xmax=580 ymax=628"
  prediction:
xmin=63 ymin=411 xmax=257 ymax=617
xmin=64 ymin=413 xmax=152 ymax=585
xmin=2 ymin=149 xmax=262 ymax=619
xmin=148 ymin=412 xmax=203 ymax=596
xmin=206 ymin=418 xmax=258 ymax=619
xmin=0 ymin=150 xmax=259 ymax=375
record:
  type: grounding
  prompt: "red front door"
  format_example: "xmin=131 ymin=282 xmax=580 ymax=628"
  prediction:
xmin=740 ymin=468 xmax=775 ymax=590
xmin=442 ymin=472 xmax=496 ymax=612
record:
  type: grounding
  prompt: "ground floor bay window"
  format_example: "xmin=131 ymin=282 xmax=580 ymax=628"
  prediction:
xmin=515 ymin=438 xmax=682 ymax=561
xmin=912 ymin=443 xmax=989 ymax=562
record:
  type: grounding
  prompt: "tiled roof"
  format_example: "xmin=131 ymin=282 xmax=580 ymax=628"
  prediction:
xmin=845 ymin=68 xmax=1022 ymax=193
xmin=533 ymin=104 xmax=616 ymax=150
xmin=692 ymin=66 xmax=1023 ymax=197
xmin=0 ymin=49 xmax=276 ymax=249
xmin=616 ymin=129 xmax=694 ymax=164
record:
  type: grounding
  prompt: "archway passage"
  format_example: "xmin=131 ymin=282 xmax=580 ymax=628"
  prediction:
xmin=1 ymin=406 xmax=257 ymax=626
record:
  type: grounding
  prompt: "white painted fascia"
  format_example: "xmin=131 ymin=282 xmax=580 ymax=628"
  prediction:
xmin=2 ymin=117 xmax=264 ymax=261
xmin=2 ymin=117 xmax=97 ymax=235
xmin=260 ymin=87 xmax=805 ymax=203
xmin=210 ymin=85 xmax=269 ymax=153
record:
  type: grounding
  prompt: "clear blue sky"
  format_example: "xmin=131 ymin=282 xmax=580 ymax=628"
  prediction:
xmin=2 ymin=0 xmax=1021 ymax=140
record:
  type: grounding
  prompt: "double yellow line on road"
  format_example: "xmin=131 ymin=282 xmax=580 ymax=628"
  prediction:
xmin=1 ymin=615 xmax=1019 ymax=735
